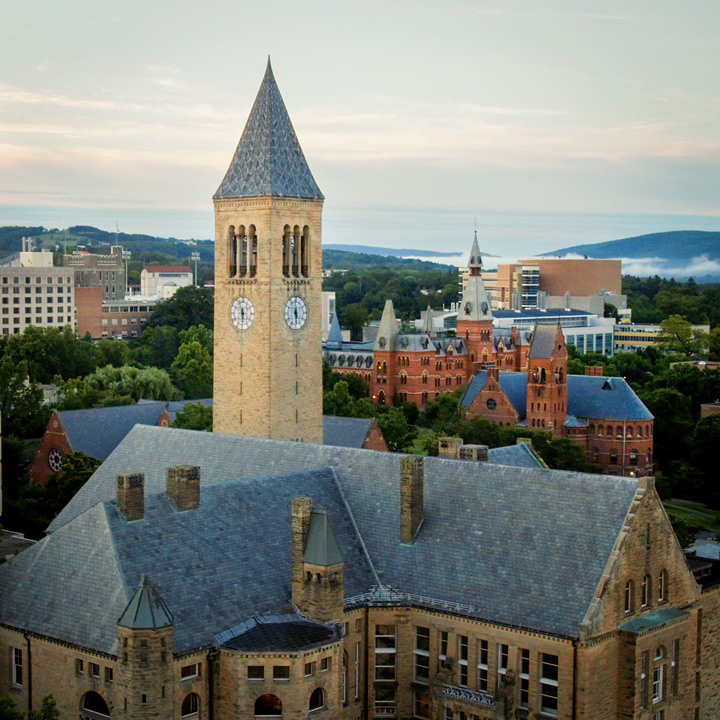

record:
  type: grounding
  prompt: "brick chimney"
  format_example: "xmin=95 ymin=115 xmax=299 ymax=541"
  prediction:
xmin=400 ymin=456 xmax=424 ymax=543
xmin=116 ymin=473 xmax=144 ymax=521
xmin=166 ymin=465 xmax=200 ymax=510
xmin=585 ymin=366 xmax=604 ymax=376
xmin=458 ymin=444 xmax=489 ymax=461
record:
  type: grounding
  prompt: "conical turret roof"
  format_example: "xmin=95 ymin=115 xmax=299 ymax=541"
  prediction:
xmin=422 ymin=305 xmax=434 ymax=335
xmin=214 ymin=58 xmax=324 ymax=201
xmin=303 ymin=510 xmax=343 ymax=566
xmin=468 ymin=231 xmax=482 ymax=270
xmin=118 ymin=575 xmax=173 ymax=629
xmin=458 ymin=234 xmax=493 ymax=322
xmin=326 ymin=312 xmax=343 ymax=348
xmin=375 ymin=299 xmax=399 ymax=350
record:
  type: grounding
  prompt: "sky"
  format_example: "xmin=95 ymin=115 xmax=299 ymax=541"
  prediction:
xmin=1 ymin=0 xmax=719 ymax=257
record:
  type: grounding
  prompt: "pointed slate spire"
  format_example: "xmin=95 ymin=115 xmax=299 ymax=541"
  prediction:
xmin=375 ymin=299 xmax=399 ymax=351
xmin=214 ymin=58 xmax=324 ymax=200
xmin=326 ymin=312 xmax=343 ymax=348
xmin=303 ymin=510 xmax=343 ymax=566
xmin=468 ymin=231 xmax=483 ymax=274
xmin=422 ymin=305 xmax=434 ymax=336
xmin=118 ymin=575 xmax=173 ymax=629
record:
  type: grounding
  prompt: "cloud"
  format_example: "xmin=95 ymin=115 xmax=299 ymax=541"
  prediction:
xmin=148 ymin=65 xmax=186 ymax=91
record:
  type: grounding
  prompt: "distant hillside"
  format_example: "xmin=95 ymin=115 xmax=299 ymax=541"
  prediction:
xmin=323 ymin=249 xmax=455 ymax=272
xmin=541 ymin=230 xmax=720 ymax=282
xmin=324 ymin=243 xmax=466 ymax=259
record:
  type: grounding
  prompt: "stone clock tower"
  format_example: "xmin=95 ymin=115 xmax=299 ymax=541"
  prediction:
xmin=212 ymin=59 xmax=323 ymax=442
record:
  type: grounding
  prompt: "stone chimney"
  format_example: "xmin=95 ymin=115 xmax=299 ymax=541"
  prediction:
xmin=291 ymin=497 xmax=314 ymax=599
xmin=400 ymin=456 xmax=424 ymax=543
xmin=438 ymin=437 xmax=463 ymax=459
xmin=166 ymin=465 xmax=200 ymax=510
xmin=458 ymin=444 xmax=489 ymax=462
xmin=116 ymin=473 xmax=144 ymax=521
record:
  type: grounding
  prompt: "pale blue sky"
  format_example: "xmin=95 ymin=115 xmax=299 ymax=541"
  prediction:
xmin=1 ymin=0 xmax=719 ymax=255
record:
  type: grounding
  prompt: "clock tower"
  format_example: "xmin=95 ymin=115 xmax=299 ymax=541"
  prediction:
xmin=213 ymin=59 xmax=324 ymax=443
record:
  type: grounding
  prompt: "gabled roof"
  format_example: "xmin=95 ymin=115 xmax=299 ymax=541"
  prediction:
xmin=529 ymin=324 xmax=563 ymax=359
xmin=214 ymin=59 xmax=323 ymax=201
xmin=24 ymin=426 xmax=641 ymax=643
xmin=118 ymin=575 xmax=173 ymax=629
xmin=461 ymin=370 xmax=654 ymax=421
xmin=304 ymin=510 xmax=343 ymax=566
xmin=58 ymin=403 xmax=168 ymax=460
xmin=323 ymin=416 xmax=373 ymax=449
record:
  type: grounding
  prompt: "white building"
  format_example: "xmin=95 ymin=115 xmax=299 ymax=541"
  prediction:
xmin=140 ymin=265 xmax=193 ymax=299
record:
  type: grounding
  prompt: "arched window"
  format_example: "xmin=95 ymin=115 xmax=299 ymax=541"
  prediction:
xmin=309 ymin=688 xmax=325 ymax=712
xmin=616 ymin=426 xmax=623 ymax=438
xmin=81 ymin=692 xmax=110 ymax=718
xmin=642 ymin=574 xmax=652 ymax=607
xmin=182 ymin=693 xmax=200 ymax=717
xmin=255 ymin=694 xmax=282 ymax=717
xmin=637 ymin=425 xmax=643 ymax=437
xmin=422 ymin=371 xmax=428 ymax=385
xmin=301 ymin=225 xmax=310 ymax=277
xmin=624 ymin=580 xmax=634 ymax=613
xmin=647 ymin=450 xmax=653 ymax=465
xmin=627 ymin=426 xmax=633 ymax=438
xmin=249 ymin=225 xmax=257 ymax=277
xmin=589 ymin=423 xmax=595 ymax=434
xmin=658 ymin=570 xmax=667 ymax=602
xmin=652 ymin=647 xmax=666 ymax=704
xmin=228 ymin=225 xmax=237 ymax=277
xmin=282 ymin=225 xmax=291 ymax=277
xmin=540 ymin=368 xmax=547 ymax=383
xmin=378 ymin=390 xmax=386 ymax=406
xmin=342 ymin=650 xmax=348 ymax=704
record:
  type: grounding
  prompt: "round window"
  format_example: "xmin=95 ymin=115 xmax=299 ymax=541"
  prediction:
xmin=486 ymin=398 xmax=497 ymax=411
xmin=48 ymin=448 xmax=64 ymax=472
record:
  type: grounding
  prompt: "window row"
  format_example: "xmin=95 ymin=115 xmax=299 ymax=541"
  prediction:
xmin=75 ymin=658 xmax=113 ymax=683
xmin=248 ymin=659 xmax=330 ymax=680
xmin=589 ymin=422 xmax=653 ymax=438
xmin=625 ymin=571 xmax=668 ymax=613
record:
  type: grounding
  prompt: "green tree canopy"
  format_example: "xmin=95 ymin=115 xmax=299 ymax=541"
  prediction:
xmin=658 ymin=314 xmax=708 ymax=357
xmin=133 ymin=325 xmax=180 ymax=370
xmin=0 ymin=357 xmax=51 ymax=438
xmin=171 ymin=340 xmax=213 ymax=400
xmin=376 ymin=406 xmax=417 ymax=452
xmin=147 ymin=285 xmax=213 ymax=331
xmin=172 ymin=402 xmax=213 ymax=431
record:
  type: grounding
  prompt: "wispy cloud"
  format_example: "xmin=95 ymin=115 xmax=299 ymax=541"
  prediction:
xmin=148 ymin=65 xmax=186 ymax=91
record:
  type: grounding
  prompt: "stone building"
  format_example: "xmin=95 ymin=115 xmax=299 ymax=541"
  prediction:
xmin=1 ymin=425 xmax=719 ymax=719
xmin=461 ymin=324 xmax=655 ymax=476
xmin=64 ymin=246 xmax=126 ymax=301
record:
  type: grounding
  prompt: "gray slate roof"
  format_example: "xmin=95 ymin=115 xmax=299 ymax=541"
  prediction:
xmin=304 ymin=510 xmax=344 ymax=566
xmin=486 ymin=442 xmax=544 ymax=468
xmin=213 ymin=59 xmax=323 ymax=201
xmin=1 ymin=426 xmax=642 ymax=651
xmin=461 ymin=370 xmax=654 ymax=421
xmin=323 ymin=416 xmax=373 ymax=449
xmin=529 ymin=323 xmax=562 ymax=359
xmin=118 ymin=575 xmax=174 ymax=629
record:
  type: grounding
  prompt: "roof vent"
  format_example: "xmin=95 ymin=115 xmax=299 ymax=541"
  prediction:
xmin=602 ymin=379 xmax=613 ymax=390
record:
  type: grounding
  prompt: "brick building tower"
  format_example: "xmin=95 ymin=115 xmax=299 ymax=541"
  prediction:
xmin=213 ymin=59 xmax=324 ymax=442
xmin=456 ymin=232 xmax=495 ymax=368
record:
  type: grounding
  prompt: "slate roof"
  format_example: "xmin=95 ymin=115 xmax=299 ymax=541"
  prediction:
xmin=304 ymin=510 xmax=344 ymax=566
xmin=529 ymin=324 xmax=562 ymax=359
xmin=461 ymin=370 xmax=654 ymax=421
xmin=2 ymin=426 xmax=642 ymax=650
xmin=323 ymin=416 xmax=373 ymax=449
xmin=486 ymin=442 xmax=544 ymax=468
xmin=326 ymin=313 xmax=343 ymax=347
xmin=118 ymin=575 xmax=174 ymax=629
xmin=222 ymin=617 xmax=341 ymax=653
xmin=214 ymin=59 xmax=323 ymax=201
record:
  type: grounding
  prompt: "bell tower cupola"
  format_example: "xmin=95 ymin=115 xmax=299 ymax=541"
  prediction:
xmin=213 ymin=59 xmax=324 ymax=442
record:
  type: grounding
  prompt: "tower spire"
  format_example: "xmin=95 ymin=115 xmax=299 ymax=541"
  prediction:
xmin=468 ymin=230 xmax=482 ymax=276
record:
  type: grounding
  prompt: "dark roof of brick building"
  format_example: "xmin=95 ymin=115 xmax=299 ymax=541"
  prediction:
xmin=213 ymin=59 xmax=323 ymax=201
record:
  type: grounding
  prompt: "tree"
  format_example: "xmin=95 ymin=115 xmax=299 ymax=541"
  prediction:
xmin=342 ymin=304 xmax=368 ymax=341
xmin=376 ymin=406 xmax=417 ymax=452
xmin=0 ymin=357 xmax=51 ymax=438
xmin=57 ymin=365 xmax=177 ymax=410
xmin=658 ymin=315 xmax=708 ymax=357
xmin=639 ymin=388 xmax=694 ymax=470
xmin=170 ymin=340 xmax=213 ymax=399
xmin=708 ymin=327 xmax=720 ymax=361
xmin=604 ymin=303 xmax=619 ymax=321
xmin=94 ymin=338 xmax=132 ymax=368
xmin=0 ymin=694 xmax=23 ymax=720
xmin=179 ymin=324 xmax=213 ymax=356
xmin=692 ymin=414 xmax=720 ymax=506
xmin=324 ymin=380 xmax=355 ymax=417
xmin=28 ymin=695 xmax=60 ymax=720
xmin=147 ymin=285 xmax=213 ymax=331
xmin=172 ymin=402 xmax=213 ymax=431
xmin=133 ymin=325 xmax=180 ymax=370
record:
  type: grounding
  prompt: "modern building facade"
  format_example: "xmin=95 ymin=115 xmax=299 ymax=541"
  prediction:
xmin=75 ymin=286 xmax=158 ymax=339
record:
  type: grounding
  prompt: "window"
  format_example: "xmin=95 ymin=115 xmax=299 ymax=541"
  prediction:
xmin=309 ymin=687 xmax=325 ymax=712
xmin=305 ymin=661 xmax=315 ymax=676
xmin=641 ymin=650 xmax=649 ymax=709
xmin=519 ymin=648 xmax=530 ymax=708
xmin=181 ymin=663 xmax=199 ymax=679
xmin=89 ymin=662 xmax=100 ymax=678
xmin=342 ymin=650 xmax=348 ymax=703
xmin=540 ymin=653 xmax=559 ymax=716
xmin=320 ymin=657 xmax=330 ymax=672
xmin=658 ymin=570 xmax=667 ymax=603
xmin=498 ymin=643 xmax=508 ymax=681
xmin=653 ymin=664 xmax=664 ymax=703
xmin=273 ymin=665 xmax=290 ymax=680
xmin=182 ymin=693 xmax=199 ymax=717
xmin=105 ymin=667 xmax=113 ymax=683
xmin=477 ymin=639 xmax=488 ymax=691
xmin=355 ymin=641 xmax=361 ymax=700
xmin=76 ymin=658 xmax=84 ymax=675
xmin=248 ymin=665 xmax=264 ymax=679
xmin=355 ymin=618 xmax=362 ymax=632
xmin=439 ymin=630 xmax=448 ymax=664
xmin=413 ymin=688 xmax=430 ymax=719
xmin=624 ymin=580 xmax=634 ymax=613
xmin=642 ymin=574 xmax=652 ymax=607
xmin=414 ymin=626 xmax=430 ymax=682
xmin=255 ymin=694 xmax=282 ymax=717
xmin=12 ymin=648 xmax=22 ymax=687
xmin=375 ymin=683 xmax=396 ymax=717
xmin=458 ymin=635 xmax=468 ymax=686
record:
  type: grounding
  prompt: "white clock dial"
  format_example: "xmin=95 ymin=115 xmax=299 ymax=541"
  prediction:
xmin=230 ymin=296 xmax=255 ymax=330
xmin=285 ymin=296 xmax=308 ymax=330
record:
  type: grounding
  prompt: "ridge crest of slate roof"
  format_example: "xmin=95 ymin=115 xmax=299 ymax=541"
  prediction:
xmin=44 ymin=426 xmax=641 ymax=638
xmin=213 ymin=58 xmax=323 ymax=201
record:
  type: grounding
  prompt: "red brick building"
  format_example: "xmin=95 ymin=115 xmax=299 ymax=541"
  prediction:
xmin=323 ymin=235 xmax=531 ymax=408
xmin=460 ymin=324 xmax=655 ymax=477
xmin=75 ymin=286 xmax=158 ymax=339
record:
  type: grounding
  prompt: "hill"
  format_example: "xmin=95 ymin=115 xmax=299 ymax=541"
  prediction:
xmin=323 ymin=249 xmax=456 ymax=272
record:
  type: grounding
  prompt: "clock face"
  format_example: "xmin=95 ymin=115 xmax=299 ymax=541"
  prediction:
xmin=230 ymin=296 xmax=255 ymax=330
xmin=285 ymin=296 xmax=308 ymax=330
